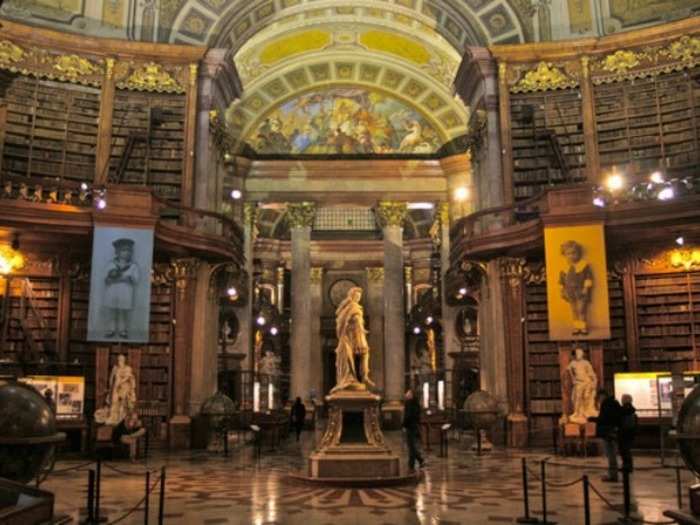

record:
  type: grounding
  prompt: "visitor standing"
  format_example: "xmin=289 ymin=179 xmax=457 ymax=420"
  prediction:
xmin=291 ymin=397 xmax=306 ymax=442
xmin=618 ymin=394 xmax=638 ymax=473
xmin=402 ymin=389 xmax=425 ymax=473
xmin=589 ymin=389 xmax=622 ymax=482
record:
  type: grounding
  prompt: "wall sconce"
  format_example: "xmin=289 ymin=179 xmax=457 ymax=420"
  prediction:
xmin=670 ymin=249 xmax=700 ymax=270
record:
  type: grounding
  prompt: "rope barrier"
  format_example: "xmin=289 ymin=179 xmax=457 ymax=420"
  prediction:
xmin=107 ymin=473 xmax=162 ymax=525
xmin=543 ymin=476 xmax=585 ymax=488
xmin=50 ymin=461 xmax=94 ymax=474
xmin=588 ymin=480 xmax=678 ymax=525
xmin=102 ymin=462 xmax=157 ymax=477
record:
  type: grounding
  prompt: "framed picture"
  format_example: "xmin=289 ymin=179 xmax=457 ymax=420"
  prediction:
xmin=87 ymin=226 xmax=154 ymax=343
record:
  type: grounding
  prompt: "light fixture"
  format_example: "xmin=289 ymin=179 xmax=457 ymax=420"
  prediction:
xmin=592 ymin=196 xmax=606 ymax=208
xmin=230 ymin=189 xmax=242 ymax=200
xmin=80 ymin=182 xmax=89 ymax=191
xmin=413 ymin=326 xmax=421 ymax=335
xmin=227 ymin=286 xmax=238 ymax=298
xmin=650 ymin=171 xmax=664 ymax=184
xmin=458 ymin=287 xmax=467 ymax=295
xmin=454 ymin=186 xmax=470 ymax=201
xmin=96 ymin=197 xmax=107 ymax=210
xmin=605 ymin=173 xmax=625 ymax=192
xmin=657 ymin=187 xmax=674 ymax=201
xmin=676 ymin=236 xmax=685 ymax=246
xmin=270 ymin=326 xmax=278 ymax=336
xmin=407 ymin=202 xmax=435 ymax=210
xmin=426 ymin=316 xmax=434 ymax=325
xmin=0 ymin=245 xmax=25 ymax=275
xmin=256 ymin=315 xmax=266 ymax=326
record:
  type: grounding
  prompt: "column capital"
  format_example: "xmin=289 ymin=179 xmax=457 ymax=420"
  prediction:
xmin=499 ymin=257 xmax=527 ymax=289
xmin=286 ymin=202 xmax=316 ymax=228
xmin=243 ymin=202 xmax=260 ymax=227
xmin=376 ymin=201 xmax=407 ymax=228
xmin=171 ymin=257 xmax=201 ymax=298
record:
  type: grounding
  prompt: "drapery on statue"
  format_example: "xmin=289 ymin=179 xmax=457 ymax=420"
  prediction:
xmin=95 ymin=354 xmax=137 ymax=425
xmin=330 ymin=287 xmax=374 ymax=393
xmin=565 ymin=347 xmax=598 ymax=424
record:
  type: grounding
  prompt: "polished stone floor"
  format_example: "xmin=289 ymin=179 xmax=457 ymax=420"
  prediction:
xmin=43 ymin=431 xmax=690 ymax=525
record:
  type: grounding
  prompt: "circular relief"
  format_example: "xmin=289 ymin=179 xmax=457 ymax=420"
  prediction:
xmin=489 ymin=14 xmax=507 ymax=31
xmin=329 ymin=279 xmax=361 ymax=308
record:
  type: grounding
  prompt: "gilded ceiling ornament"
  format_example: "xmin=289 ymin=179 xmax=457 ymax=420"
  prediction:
xmin=660 ymin=36 xmax=700 ymax=63
xmin=376 ymin=201 xmax=407 ymax=228
xmin=286 ymin=202 xmax=316 ymax=228
xmin=513 ymin=62 xmax=577 ymax=92
xmin=598 ymin=49 xmax=643 ymax=76
xmin=52 ymin=54 xmax=99 ymax=82
xmin=122 ymin=62 xmax=182 ymax=93
xmin=0 ymin=40 xmax=24 ymax=68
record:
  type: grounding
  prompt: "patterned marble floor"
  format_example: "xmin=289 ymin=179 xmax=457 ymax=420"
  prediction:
xmin=42 ymin=430 xmax=690 ymax=525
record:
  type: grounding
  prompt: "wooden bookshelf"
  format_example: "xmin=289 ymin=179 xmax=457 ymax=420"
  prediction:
xmin=109 ymin=90 xmax=185 ymax=202
xmin=594 ymin=70 xmax=700 ymax=177
xmin=634 ymin=271 xmax=700 ymax=372
xmin=510 ymin=88 xmax=586 ymax=201
xmin=0 ymin=72 xmax=99 ymax=185
xmin=603 ymin=276 xmax=628 ymax=392
xmin=525 ymin=282 xmax=560 ymax=409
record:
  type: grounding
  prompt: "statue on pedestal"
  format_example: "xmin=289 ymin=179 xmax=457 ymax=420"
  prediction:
xmin=566 ymin=347 xmax=598 ymax=424
xmin=330 ymin=287 xmax=374 ymax=393
xmin=95 ymin=354 xmax=136 ymax=425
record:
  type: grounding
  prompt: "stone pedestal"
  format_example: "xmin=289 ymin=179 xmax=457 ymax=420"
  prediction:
xmin=307 ymin=390 xmax=400 ymax=481
xmin=169 ymin=415 xmax=192 ymax=449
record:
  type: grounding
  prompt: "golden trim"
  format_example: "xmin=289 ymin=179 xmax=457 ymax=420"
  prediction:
xmin=52 ymin=54 xmax=99 ymax=83
xmin=512 ymin=62 xmax=577 ymax=93
xmin=105 ymin=58 xmax=115 ymax=80
xmin=659 ymin=35 xmax=700 ymax=63
xmin=0 ymin=40 xmax=24 ymax=68
xmin=120 ymin=62 xmax=183 ymax=93
xmin=597 ymin=49 xmax=645 ymax=76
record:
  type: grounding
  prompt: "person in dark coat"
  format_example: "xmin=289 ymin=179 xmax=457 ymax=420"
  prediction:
xmin=402 ymin=389 xmax=425 ymax=472
xmin=589 ymin=389 xmax=622 ymax=481
xmin=291 ymin=397 xmax=306 ymax=442
xmin=618 ymin=394 xmax=638 ymax=473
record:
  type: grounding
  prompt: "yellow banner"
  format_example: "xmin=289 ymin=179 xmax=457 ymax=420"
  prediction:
xmin=545 ymin=224 xmax=611 ymax=341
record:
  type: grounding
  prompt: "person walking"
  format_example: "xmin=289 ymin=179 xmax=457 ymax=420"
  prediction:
xmin=291 ymin=397 xmax=306 ymax=442
xmin=402 ymin=389 xmax=425 ymax=473
xmin=618 ymin=394 xmax=638 ymax=474
xmin=589 ymin=389 xmax=622 ymax=482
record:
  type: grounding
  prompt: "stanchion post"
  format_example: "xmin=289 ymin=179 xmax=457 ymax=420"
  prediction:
xmin=476 ymin=430 xmax=482 ymax=456
xmin=224 ymin=428 xmax=229 ymax=458
xmin=583 ymin=475 xmax=590 ymax=525
xmin=676 ymin=465 xmax=683 ymax=509
xmin=85 ymin=469 xmax=95 ymax=524
xmin=541 ymin=459 xmax=556 ymax=525
xmin=517 ymin=457 xmax=539 ymax=523
xmin=618 ymin=468 xmax=632 ymax=523
xmin=144 ymin=470 xmax=150 ymax=525
xmin=158 ymin=466 xmax=166 ymax=525
xmin=95 ymin=459 xmax=101 ymax=524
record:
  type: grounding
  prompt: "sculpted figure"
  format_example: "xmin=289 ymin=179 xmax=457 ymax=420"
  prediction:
xmin=330 ymin=287 xmax=373 ymax=393
xmin=566 ymin=347 xmax=598 ymax=424
xmin=95 ymin=354 xmax=137 ymax=425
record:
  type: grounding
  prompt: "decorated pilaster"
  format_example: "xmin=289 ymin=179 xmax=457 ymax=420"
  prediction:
xmin=366 ymin=267 xmax=385 ymax=392
xmin=234 ymin=202 xmax=259 ymax=371
xmin=95 ymin=57 xmax=115 ymax=185
xmin=288 ymin=202 xmax=316 ymax=400
xmin=376 ymin=201 xmax=407 ymax=426
xmin=169 ymin=257 xmax=201 ymax=449
xmin=310 ymin=267 xmax=324 ymax=399
xmin=181 ymin=63 xmax=199 ymax=211
xmin=436 ymin=203 xmax=458 ymax=407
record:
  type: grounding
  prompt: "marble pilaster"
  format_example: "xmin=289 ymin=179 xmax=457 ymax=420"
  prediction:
xmin=189 ymin=262 xmax=218 ymax=415
xmin=376 ymin=202 xmax=407 ymax=421
xmin=310 ymin=267 xmax=324 ymax=399
xmin=366 ymin=267 xmax=385 ymax=393
xmin=288 ymin=202 xmax=315 ymax=400
xmin=438 ymin=204 xmax=459 ymax=408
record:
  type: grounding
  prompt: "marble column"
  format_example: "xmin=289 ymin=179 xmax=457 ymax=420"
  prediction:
xmin=288 ymin=202 xmax=316 ymax=401
xmin=479 ymin=260 xmax=509 ymax=406
xmin=366 ymin=268 xmax=385 ymax=393
xmin=310 ymin=267 xmax=323 ymax=399
xmin=376 ymin=201 xmax=407 ymax=426
xmin=232 ymin=203 xmax=258 ymax=372
xmin=169 ymin=257 xmax=200 ymax=449
xmin=438 ymin=204 xmax=459 ymax=408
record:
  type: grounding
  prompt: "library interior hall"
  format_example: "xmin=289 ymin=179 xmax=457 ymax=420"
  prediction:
xmin=3 ymin=1 xmax=700 ymax=524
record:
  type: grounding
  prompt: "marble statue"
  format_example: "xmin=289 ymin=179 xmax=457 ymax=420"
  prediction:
xmin=330 ymin=286 xmax=374 ymax=393
xmin=259 ymin=350 xmax=281 ymax=376
xmin=566 ymin=347 xmax=598 ymax=424
xmin=95 ymin=354 xmax=137 ymax=425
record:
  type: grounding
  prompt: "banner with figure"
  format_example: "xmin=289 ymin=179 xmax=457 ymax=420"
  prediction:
xmin=544 ymin=224 xmax=610 ymax=341
xmin=87 ymin=226 xmax=154 ymax=343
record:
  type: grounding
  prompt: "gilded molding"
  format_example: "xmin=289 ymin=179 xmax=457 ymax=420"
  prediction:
xmin=512 ymin=61 xmax=577 ymax=93
xmin=171 ymin=257 xmax=201 ymax=298
xmin=119 ymin=62 xmax=183 ymax=93
xmin=189 ymin=63 xmax=198 ymax=88
xmin=366 ymin=267 xmax=384 ymax=282
xmin=597 ymin=49 xmax=645 ymax=76
xmin=286 ymin=202 xmax=316 ymax=228
xmin=0 ymin=40 xmax=24 ymax=68
xmin=310 ymin=267 xmax=323 ymax=285
xmin=376 ymin=201 xmax=407 ymax=228
xmin=52 ymin=54 xmax=99 ymax=83
xmin=105 ymin=58 xmax=115 ymax=80
xmin=499 ymin=257 xmax=527 ymax=288
xmin=243 ymin=202 xmax=260 ymax=228
xmin=404 ymin=265 xmax=413 ymax=283
xmin=661 ymin=35 xmax=700 ymax=63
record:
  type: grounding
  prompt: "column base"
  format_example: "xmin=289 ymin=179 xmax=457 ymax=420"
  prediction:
xmin=507 ymin=413 xmax=528 ymax=448
xmin=380 ymin=402 xmax=403 ymax=430
xmin=169 ymin=415 xmax=192 ymax=449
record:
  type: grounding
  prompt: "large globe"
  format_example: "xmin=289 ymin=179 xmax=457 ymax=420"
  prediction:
xmin=463 ymin=390 xmax=500 ymax=430
xmin=201 ymin=391 xmax=236 ymax=448
xmin=677 ymin=384 xmax=700 ymax=477
xmin=0 ymin=380 xmax=65 ymax=483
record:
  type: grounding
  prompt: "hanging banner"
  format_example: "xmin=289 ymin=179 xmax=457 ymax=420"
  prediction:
xmin=87 ymin=226 xmax=154 ymax=343
xmin=544 ymin=223 xmax=610 ymax=341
